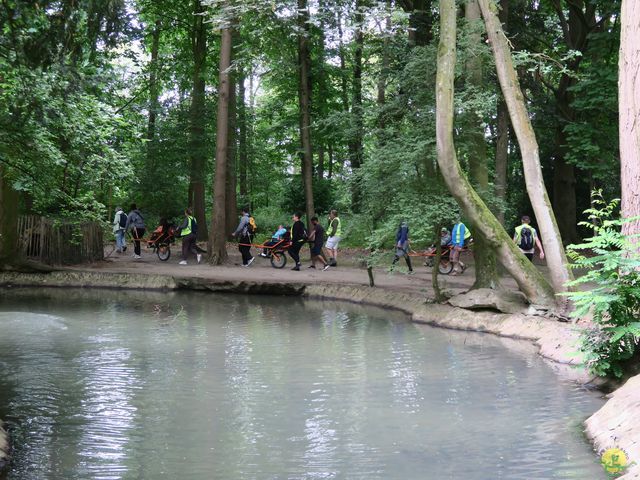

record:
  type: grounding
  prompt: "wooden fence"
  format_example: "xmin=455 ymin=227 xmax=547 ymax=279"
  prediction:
xmin=17 ymin=216 xmax=104 ymax=265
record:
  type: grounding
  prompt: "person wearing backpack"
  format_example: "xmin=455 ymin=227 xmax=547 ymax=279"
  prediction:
xmin=391 ymin=220 xmax=413 ymax=273
xmin=125 ymin=203 xmax=146 ymax=259
xmin=288 ymin=212 xmax=307 ymax=271
xmin=112 ymin=206 xmax=127 ymax=253
xmin=513 ymin=215 xmax=545 ymax=262
xmin=450 ymin=220 xmax=471 ymax=275
xmin=232 ymin=207 xmax=254 ymax=267
xmin=177 ymin=207 xmax=201 ymax=265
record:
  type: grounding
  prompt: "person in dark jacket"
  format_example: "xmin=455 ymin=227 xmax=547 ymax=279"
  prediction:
xmin=232 ymin=207 xmax=254 ymax=267
xmin=308 ymin=216 xmax=330 ymax=270
xmin=288 ymin=212 xmax=307 ymax=271
xmin=178 ymin=208 xmax=201 ymax=265
xmin=391 ymin=220 xmax=413 ymax=273
xmin=125 ymin=203 xmax=146 ymax=259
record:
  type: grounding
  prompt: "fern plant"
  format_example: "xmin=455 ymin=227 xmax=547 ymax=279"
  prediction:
xmin=565 ymin=193 xmax=640 ymax=377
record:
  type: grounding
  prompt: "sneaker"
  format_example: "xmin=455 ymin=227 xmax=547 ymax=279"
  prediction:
xmin=308 ymin=265 xmax=316 ymax=269
xmin=322 ymin=264 xmax=331 ymax=271
xmin=247 ymin=257 xmax=255 ymax=266
xmin=241 ymin=263 xmax=249 ymax=267
xmin=408 ymin=270 xmax=415 ymax=275
xmin=179 ymin=260 xmax=187 ymax=265
xmin=197 ymin=254 xmax=202 ymax=264
xmin=133 ymin=254 xmax=141 ymax=259
xmin=292 ymin=265 xmax=300 ymax=271
xmin=123 ymin=246 xmax=127 ymax=252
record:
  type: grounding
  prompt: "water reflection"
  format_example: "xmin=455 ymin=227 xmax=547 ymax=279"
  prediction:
xmin=0 ymin=290 xmax=605 ymax=480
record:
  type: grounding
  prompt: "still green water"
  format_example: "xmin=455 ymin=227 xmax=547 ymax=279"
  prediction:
xmin=0 ymin=289 xmax=605 ymax=479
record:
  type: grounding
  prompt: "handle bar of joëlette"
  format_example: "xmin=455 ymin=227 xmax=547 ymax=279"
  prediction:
xmin=237 ymin=240 xmax=292 ymax=251
xmin=408 ymin=244 xmax=472 ymax=258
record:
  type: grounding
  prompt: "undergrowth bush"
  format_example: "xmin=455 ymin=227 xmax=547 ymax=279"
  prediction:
xmin=565 ymin=194 xmax=640 ymax=378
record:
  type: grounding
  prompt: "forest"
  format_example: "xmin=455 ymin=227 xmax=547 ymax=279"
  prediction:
xmin=0 ymin=0 xmax=637 ymax=302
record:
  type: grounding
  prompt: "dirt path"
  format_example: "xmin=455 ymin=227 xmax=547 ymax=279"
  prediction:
xmin=74 ymin=243 xmax=537 ymax=299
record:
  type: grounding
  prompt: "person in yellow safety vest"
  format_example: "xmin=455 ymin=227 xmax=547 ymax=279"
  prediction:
xmin=325 ymin=209 xmax=342 ymax=267
xmin=178 ymin=207 xmax=201 ymax=265
xmin=513 ymin=215 xmax=545 ymax=262
xmin=450 ymin=221 xmax=471 ymax=275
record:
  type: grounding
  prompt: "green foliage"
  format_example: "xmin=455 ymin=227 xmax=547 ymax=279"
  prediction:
xmin=279 ymin=176 xmax=336 ymax=216
xmin=565 ymin=194 xmax=640 ymax=377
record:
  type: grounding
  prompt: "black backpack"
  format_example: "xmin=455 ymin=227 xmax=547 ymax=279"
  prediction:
xmin=519 ymin=226 xmax=534 ymax=250
xmin=118 ymin=212 xmax=128 ymax=229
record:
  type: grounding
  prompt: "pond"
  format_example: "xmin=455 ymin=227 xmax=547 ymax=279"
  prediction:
xmin=0 ymin=289 xmax=605 ymax=479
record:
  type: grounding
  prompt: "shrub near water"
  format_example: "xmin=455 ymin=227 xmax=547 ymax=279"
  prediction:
xmin=565 ymin=196 xmax=640 ymax=378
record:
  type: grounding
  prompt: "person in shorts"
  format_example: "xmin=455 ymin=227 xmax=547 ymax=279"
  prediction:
xmin=513 ymin=215 xmax=545 ymax=262
xmin=308 ymin=216 xmax=330 ymax=270
xmin=325 ymin=210 xmax=341 ymax=267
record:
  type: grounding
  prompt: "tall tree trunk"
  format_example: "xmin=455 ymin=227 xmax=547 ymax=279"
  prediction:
xmin=317 ymin=146 xmax=325 ymax=180
xmin=349 ymin=0 xmax=365 ymax=211
xmin=549 ymin=3 xmax=594 ymax=245
xmin=436 ymin=0 xmax=556 ymax=306
xmin=316 ymin=0 xmax=328 ymax=181
xmin=0 ymin=166 xmax=19 ymax=267
xmin=478 ymin=0 xmax=573 ymax=296
xmin=337 ymin=8 xmax=350 ymax=112
xmin=377 ymin=0 xmax=392 ymax=116
xmin=493 ymin=0 xmax=509 ymax=225
xmin=209 ymin=25 xmax=233 ymax=264
xmin=552 ymin=136 xmax=578 ymax=244
xmin=225 ymin=59 xmax=238 ymax=238
xmin=620 ymin=0 xmax=640 ymax=235
xmin=238 ymin=67 xmax=248 ymax=201
xmin=146 ymin=19 xmax=161 ymax=170
xmin=328 ymin=144 xmax=334 ymax=179
xmin=464 ymin=0 xmax=500 ymax=289
xmin=297 ymin=0 xmax=315 ymax=223
xmin=189 ymin=0 xmax=209 ymax=240
xmin=495 ymin=98 xmax=509 ymax=224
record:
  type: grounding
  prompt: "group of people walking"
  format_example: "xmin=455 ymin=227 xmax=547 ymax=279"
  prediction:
xmin=232 ymin=209 xmax=342 ymax=271
xmin=113 ymin=206 xmax=543 ymax=273
xmin=391 ymin=215 xmax=545 ymax=275
xmin=112 ymin=205 xmax=342 ymax=270
xmin=112 ymin=204 xmax=145 ymax=258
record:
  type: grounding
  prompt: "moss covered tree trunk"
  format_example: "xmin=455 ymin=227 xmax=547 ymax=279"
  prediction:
xmin=464 ymin=0 xmax=500 ymax=290
xmin=478 ymin=0 xmax=573 ymax=295
xmin=0 ymin=166 xmax=19 ymax=267
xmin=620 ymin=0 xmax=640 ymax=237
xmin=436 ymin=0 xmax=555 ymax=306
xmin=209 ymin=25 xmax=233 ymax=265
